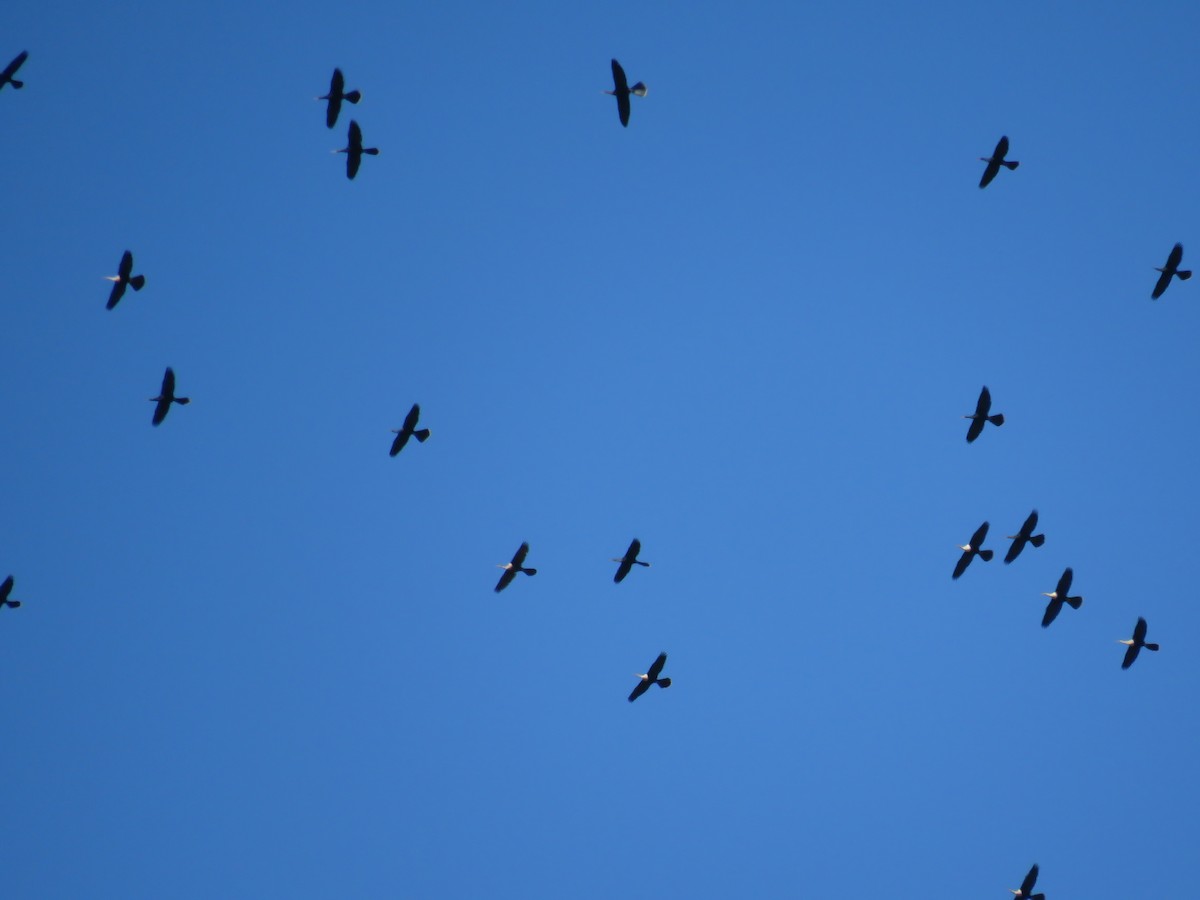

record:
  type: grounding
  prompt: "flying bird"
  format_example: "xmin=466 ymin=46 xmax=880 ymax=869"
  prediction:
xmin=150 ymin=367 xmax=190 ymax=426
xmin=979 ymin=135 xmax=1019 ymax=188
xmin=1041 ymin=567 xmax=1083 ymax=628
xmin=1151 ymin=242 xmax=1191 ymax=299
xmin=318 ymin=67 xmax=361 ymax=129
xmin=104 ymin=250 xmax=146 ymax=310
xmin=0 ymin=50 xmax=27 ymax=90
xmin=628 ymin=652 xmax=671 ymax=702
xmin=1010 ymin=863 xmax=1045 ymax=900
xmin=612 ymin=538 xmax=651 ymax=583
xmin=953 ymin=521 xmax=993 ymax=579
xmin=1004 ymin=510 xmax=1045 ymax=563
xmin=1118 ymin=617 xmax=1159 ymax=669
xmin=335 ymin=120 xmax=378 ymax=180
xmin=964 ymin=385 xmax=1004 ymax=443
xmin=0 ymin=575 xmax=21 ymax=610
xmin=389 ymin=403 xmax=431 ymax=456
xmin=605 ymin=58 xmax=647 ymax=127
xmin=494 ymin=542 xmax=537 ymax=593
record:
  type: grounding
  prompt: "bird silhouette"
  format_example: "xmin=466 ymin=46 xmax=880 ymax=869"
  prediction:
xmin=150 ymin=367 xmax=190 ymax=426
xmin=105 ymin=250 xmax=146 ymax=310
xmin=335 ymin=120 xmax=378 ymax=180
xmin=628 ymin=652 xmax=671 ymax=702
xmin=612 ymin=538 xmax=651 ymax=583
xmin=1118 ymin=617 xmax=1159 ymax=669
xmin=495 ymin=542 xmax=537 ymax=593
xmin=605 ymin=59 xmax=647 ymax=127
xmin=0 ymin=575 xmax=22 ymax=610
xmin=964 ymin=385 xmax=1004 ymax=443
xmin=953 ymin=521 xmax=993 ymax=579
xmin=318 ymin=67 xmax=361 ymax=129
xmin=0 ymin=50 xmax=28 ymax=91
xmin=1004 ymin=510 xmax=1045 ymax=564
xmin=979 ymin=135 xmax=1019 ymax=188
xmin=1041 ymin=567 xmax=1083 ymax=628
xmin=1151 ymin=242 xmax=1191 ymax=299
xmin=1010 ymin=863 xmax=1044 ymax=900
xmin=389 ymin=403 xmax=431 ymax=456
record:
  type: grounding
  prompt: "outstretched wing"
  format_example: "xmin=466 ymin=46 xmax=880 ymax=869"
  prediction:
xmin=965 ymin=415 xmax=984 ymax=443
xmin=646 ymin=652 xmax=667 ymax=680
xmin=626 ymin=537 xmax=642 ymax=559
xmin=974 ymin=386 xmax=992 ymax=417
xmin=1 ymin=51 xmax=27 ymax=83
xmin=994 ymin=135 xmax=1010 ymax=159
xmin=1121 ymin=643 xmax=1140 ymax=670
xmin=1003 ymin=536 xmax=1024 ymax=564
xmin=1152 ymin=268 xmax=1172 ymax=299
xmin=1167 ymin=242 xmax=1183 ymax=272
xmin=118 ymin=250 xmax=134 ymax=278
xmin=152 ymin=397 xmax=171 ymax=426
xmin=511 ymin=542 xmax=530 ymax=568
xmin=389 ymin=431 xmax=411 ymax=456
xmin=403 ymin=403 xmax=421 ymax=432
xmin=1020 ymin=864 xmax=1038 ymax=895
xmin=494 ymin=567 xmax=516 ymax=593
xmin=0 ymin=575 xmax=12 ymax=602
xmin=1021 ymin=509 xmax=1038 ymax=536
xmin=979 ymin=159 xmax=1001 ymax=189
xmin=970 ymin=521 xmax=989 ymax=547
xmin=616 ymin=91 xmax=631 ymax=127
xmin=610 ymin=59 xmax=628 ymax=94
xmin=952 ymin=549 xmax=973 ymax=580
xmin=1055 ymin=567 xmax=1073 ymax=598
xmin=1041 ymin=597 xmax=1063 ymax=628
xmin=628 ymin=678 xmax=651 ymax=703
xmin=348 ymin=120 xmax=363 ymax=152
xmin=614 ymin=559 xmax=633 ymax=583
xmin=106 ymin=280 xmax=126 ymax=310
xmin=162 ymin=367 xmax=176 ymax=397
xmin=1133 ymin=616 xmax=1148 ymax=643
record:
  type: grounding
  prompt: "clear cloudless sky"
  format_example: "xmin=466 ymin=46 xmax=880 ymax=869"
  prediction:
xmin=2 ymin=1 xmax=1199 ymax=897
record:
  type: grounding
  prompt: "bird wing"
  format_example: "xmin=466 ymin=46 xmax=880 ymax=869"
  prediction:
xmin=106 ymin=281 xmax=126 ymax=310
xmin=330 ymin=68 xmax=344 ymax=96
xmin=162 ymin=367 xmax=176 ymax=397
xmin=1055 ymin=567 xmax=1073 ymax=597
xmin=952 ymin=549 xmax=973 ymax=579
xmin=970 ymin=521 xmax=989 ymax=547
xmin=119 ymin=250 xmax=134 ymax=278
xmin=1020 ymin=864 xmax=1038 ymax=895
xmin=403 ymin=403 xmax=421 ymax=432
xmin=1021 ymin=509 xmax=1038 ymax=535
xmin=628 ymin=678 xmax=651 ymax=703
xmin=1151 ymin=268 xmax=1172 ymax=299
xmin=994 ymin=136 xmax=1010 ymax=159
xmin=646 ymin=652 xmax=667 ymax=680
xmin=974 ymin=386 xmax=992 ymax=417
xmin=1121 ymin=643 xmax=1140 ymax=669
xmin=2 ymin=51 xmax=27 ymax=82
xmin=494 ymin=568 xmax=516 ymax=593
xmin=348 ymin=120 xmax=363 ymax=151
xmin=326 ymin=94 xmax=342 ymax=129
xmin=511 ymin=542 xmax=530 ymax=568
xmin=965 ymin=415 xmax=984 ymax=443
xmin=627 ymin=538 xmax=641 ymax=559
xmin=1167 ymin=242 xmax=1183 ymax=271
xmin=1003 ymin=537 xmax=1024 ymax=564
xmin=611 ymin=59 xmax=629 ymax=94
xmin=0 ymin=575 xmax=12 ymax=602
xmin=979 ymin=160 xmax=1001 ymax=188
xmin=614 ymin=559 xmax=633 ymax=583
xmin=1042 ymin=597 xmax=1063 ymax=628
xmin=152 ymin=397 xmax=171 ymax=426
xmin=617 ymin=91 xmax=631 ymax=127
xmin=1133 ymin=616 xmax=1148 ymax=643
xmin=347 ymin=151 xmax=361 ymax=180
xmin=389 ymin=431 xmax=410 ymax=456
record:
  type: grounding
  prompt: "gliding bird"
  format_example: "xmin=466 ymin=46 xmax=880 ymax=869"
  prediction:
xmin=979 ymin=135 xmax=1019 ymax=188
xmin=1004 ymin=510 xmax=1045 ymax=563
xmin=318 ymin=67 xmax=360 ymax=129
xmin=612 ymin=538 xmax=650 ymax=583
xmin=605 ymin=59 xmax=647 ymax=127
xmin=105 ymin=250 xmax=146 ymax=310
xmin=628 ymin=652 xmax=671 ymax=702
xmin=953 ymin=521 xmax=992 ymax=579
xmin=1041 ymin=567 xmax=1083 ymax=628
xmin=1151 ymin=242 xmax=1191 ymax=299
xmin=1010 ymin=864 xmax=1045 ymax=900
xmin=335 ymin=120 xmax=378 ymax=180
xmin=0 ymin=575 xmax=21 ymax=610
xmin=495 ymin=542 xmax=537 ymax=593
xmin=0 ymin=50 xmax=28 ymax=91
xmin=1119 ymin=617 xmax=1159 ymax=669
xmin=150 ymin=367 xmax=190 ymax=426
xmin=389 ymin=403 xmax=431 ymax=456
xmin=964 ymin=385 xmax=1004 ymax=443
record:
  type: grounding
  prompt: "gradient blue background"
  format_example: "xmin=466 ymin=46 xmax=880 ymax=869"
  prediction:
xmin=2 ymin=2 xmax=1198 ymax=897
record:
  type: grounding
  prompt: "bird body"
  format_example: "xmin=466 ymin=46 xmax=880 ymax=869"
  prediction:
xmin=1119 ymin=616 xmax=1159 ymax=669
xmin=953 ymin=521 xmax=993 ymax=579
xmin=979 ymin=135 xmax=1019 ymax=188
xmin=150 ymin=367 xmax=190 ymax=426
xmin=1010 ymin=863 xmax=1045 ymax=900
xmin=1004 ymin=509 xmax=1045 ymax=563
xmin=612 ymin=537 xmax=650 ymax=583
xmin=105 ymin=250 xmax=146 ymax=310
xmin=0 ymin=50 xmax=27 ymax=90
xmin=1041 ymin=567 xmax=1083 ymax=627
xmin=605 ymin=58 xmax=647 ymax=127
xmin=628 ymin=652 xmax=671 ymax=702
xmin=964 ymin=385 xmax=1005 ymax=443
xmin=318 ymin=67 xmax=361 ymax=128
xmin=495 ymin=542 xmax=537 ymax=593
xmin=389 ymin=403 xmax=431 ymax=456
xmin=0 ymin=575 xmax=21 ymax=609
xmin=1151 ymin=242 xmax=1191 ymax=299
xmin=335 ymin=119 xmax=379 ymax=180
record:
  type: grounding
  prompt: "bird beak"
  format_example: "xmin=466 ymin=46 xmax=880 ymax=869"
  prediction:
xmin=104 ymin=276 xmax=119 ymax=282
xmin=1041 ymin=592 xmax=1053 ymax=598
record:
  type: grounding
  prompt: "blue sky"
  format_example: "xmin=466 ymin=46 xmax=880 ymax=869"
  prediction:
xmin=2 ymin=1 xmax=1199 ymax=897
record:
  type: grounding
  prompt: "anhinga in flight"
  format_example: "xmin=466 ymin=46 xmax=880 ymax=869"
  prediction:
xmin=150 ymin=367 xmax=190 ymax=426
xmin=953 ymin=521 xmax=992 ymax=579
xmin=494 ymin=542 xmax=537 ymax=593
xmin=612 ymin=538 xmax=650 ymax=583
xmin=335 ymin=120 xmax=378 ymax=180
xmin=605 ymin=59 xmax=647 ymax=127
xmin=964 ymin=385 xmax=1004 ymax=443
xmin=628 ymin=652 xmax=671 ymax=702
xmin=1151 ymin=242 xmax=1191 ymax=299
xmin=0 ymin=50 xmax=27 ymax=91
xmin=1004 ymin=510 xmax=1045 ymax=563
xmin=1119 ymin=617 xmax=1159 ymax=669
xmin=105 ymin=250 xmax=146 ymax=310
xmin=389 ymin=403 xmax=431 ymax=456
xmin=1010 ymin=863 xmax=1045 ymax=900
xmin=0 ymin=575 xmax=21 ymax=610
xmin=318 ymin=67 xmax=361 ymax=129
xmin=1041 ymin=567 xmax=1083 ymax=628
xmin=979 ymin=135 xmax=1019 ymax=188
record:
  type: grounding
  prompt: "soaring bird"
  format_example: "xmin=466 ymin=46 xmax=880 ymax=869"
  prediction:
xmin=389 ymin=403 xmax=431 ymax=456
xmin=605 ymin=58 xmax=647 ymax=127
xmin=1118 ymin=617 xmax=1159 ymax=669
xmin=979 ymin=135 xmax=1019 ymax=188
xmin=612 ymin=538 xmax=650 ymax=583
xmin=494 ymin=542 xmax=537 ymax=593
xmin=318 ymin=67 xmax=361 ymax=129
xmin=1151 ymin=242 xmax=1191 ymax=299
xmin=953 ymin=521 xmax=993 ymax=579
xmin=0 ymin=50 xmax=28 ymax=91
xmin=0 ymin=575 xmax=21 ymax=610
xmin=628 ymin=652 xmax=671 ymax=702
xmin=104 ymin=250 xmax=146 ymax=310
xmin=964 ymin=385 xmax=1004 ymax=443
xmin=1010 ymin=864 xmax=1044 ymax=900
xmin=335 ymin=120 xmax=378 ymax=180
xmin=1004 ymin=510 xmax=1045 ymax=564
xmin=150 ymin=367 xmax=190 ymax=426
xmin=1041 ymin=567 xmax=1083 ymax=628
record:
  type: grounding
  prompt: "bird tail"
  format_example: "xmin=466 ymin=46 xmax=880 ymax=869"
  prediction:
xmin=363 ymin=148 xmax=380 ymax=156
xmin=979 ymin=549 xmax=994 ymax=562
xmin=1003 ymin=160 xmax=1020 ymax=170
xmin=635 ymin=560 xmax=651 ymax=567
xmin=1177 ymin=270 xmax=1192 ymax=281
xmin=10 ymin=79 xmax=23 ymax=89
xmin=130 ymin=274 xmax=146 ymax=291
xmin=1029 ymin=534 xmax=1045 ymax=548
xmin=5 ymin=600 xmax=20 ymax=608
xmin=1065 ymin=595 xmax=1082 ymax=610
xmin=656 ymin=677 xmax=671 ymax=689
xmin=1144 ymin=642 xmax=1160 ymax=652
xmin=176 ymin=397 xmax=191 ymax=406
xmin=415 ymin=428 xmax=431 ymax=442
xmin=523 ymin=568 xmax=538 ymax=577
xmin=631 ymin=82 xmax=648 ymax=97
xmin=345 ymin=90 xmax=362 ymax=104
xmin=988 ymin=413 xmax=1005 ymax=426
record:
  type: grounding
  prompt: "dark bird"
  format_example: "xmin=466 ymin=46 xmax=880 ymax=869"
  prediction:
xmin=104 ymin=250 xmax=146 ymax=310
xmin=1004 ymin=510 xmax=1045 ymax=564
xmin=0 ymin=575 xmax=21 ymax=610
xmin=150 ymin=367 xmax=190 ymax=426
xmin=0 ymin=50 xmax=28 ymax=91
xmin=964 ymin=385 xmax=1004 ymax=443
xmin=979 ymin=135 xmax=1019 ymax=188
xmin=1151 ymin=242 xmax=1191 ymax=299
xmin=317 ymin=67 xmax=361 ymax=129
xmin=611 ymin=538 xmax=651 ymax=583
xmin=335 ymin=120 xmax=378 ymax=180
xmin=1010 ymin=863 xmax=1045 ymax=900
xmin=628 ymin=651 xmax=671 ymax=703
xmin=605 ymin=58 xmax=647 ymax=127
xmin=389 ymin=403 xmax=431 ymax=456
xmin=494 ymin=542 xmax=537 ymax=593
xmin=1041 ymin=567 xmax=1083 ymax=628
xmin=953 ymin=521 xmax=993 ymax=579
xmin=1118 ymin=616 xmax=1159 ymax=669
